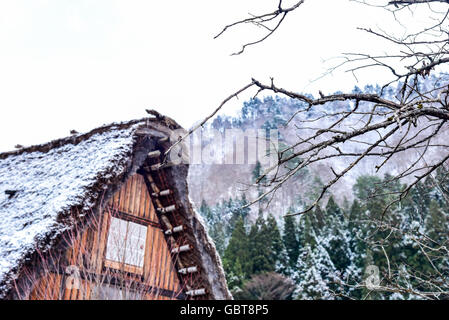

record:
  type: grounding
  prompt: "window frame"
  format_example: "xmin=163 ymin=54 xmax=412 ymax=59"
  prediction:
xmin=104 ymin=214 xmax=149 ymax=276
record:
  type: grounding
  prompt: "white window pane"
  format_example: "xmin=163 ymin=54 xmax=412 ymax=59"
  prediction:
xmin=106 ymin=217 xmax=126 ymax=263
xmin=106 ymin=217 xmax=147 ymax=268
xmin=123 ymin=220 xmax=147 ymax=267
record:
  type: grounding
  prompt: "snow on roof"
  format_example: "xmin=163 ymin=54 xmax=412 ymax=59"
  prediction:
xmin=0 ymin=119 xmax=147 ymax=295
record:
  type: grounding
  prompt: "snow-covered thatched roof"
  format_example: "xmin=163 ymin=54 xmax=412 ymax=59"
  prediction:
xmin=0 ymin=116 xmax=230 ymax=299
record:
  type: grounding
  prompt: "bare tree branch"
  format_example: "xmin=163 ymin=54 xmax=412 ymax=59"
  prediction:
xmin=214 ymin=1 xmax=305 ymax=55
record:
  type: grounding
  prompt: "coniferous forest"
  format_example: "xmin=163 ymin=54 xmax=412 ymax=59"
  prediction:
xmin=195 ymin=80 xmax=449 ymax=300
xmin=200 ymin=168 xmax=449 ymax=300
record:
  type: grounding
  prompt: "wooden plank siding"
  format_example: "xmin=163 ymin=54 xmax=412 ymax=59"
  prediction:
xmin=28 ymin=174 xmax=183 ymax=300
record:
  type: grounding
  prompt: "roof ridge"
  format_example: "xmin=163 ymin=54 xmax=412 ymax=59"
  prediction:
xmin=0 ymin=118 xmax=150 ymax=160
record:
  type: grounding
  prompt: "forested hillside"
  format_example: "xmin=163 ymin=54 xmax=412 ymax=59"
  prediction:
xmin=203 ymin=171 xmax=449 ymax=299
xmin=188 ymin=76 xmax=449 ymax=299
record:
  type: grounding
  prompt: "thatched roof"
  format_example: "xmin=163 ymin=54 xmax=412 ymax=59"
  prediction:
xmin=0 ymin=116 xmax=230 ymax=299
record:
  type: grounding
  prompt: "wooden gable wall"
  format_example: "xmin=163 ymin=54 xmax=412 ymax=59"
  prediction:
xmin=26 ymin=173 xmax=184 ymax=300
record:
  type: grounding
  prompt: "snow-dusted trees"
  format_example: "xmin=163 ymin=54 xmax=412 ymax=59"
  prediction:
xmin=200 ymin=168 xmax=448 ymax=299
xmin=293 ymin=196 xmax=355 ymax=299
xmin=295 ymin=242 xmax=339 ymax=299
xmin=221 ymin=213 xmax=290 ymax=293
xmin=171 ymin=0 xmax=448 ymax=217
xmin=282 ymin=213 xmax=300 ymax=271
xmin=284 ymin=168 xmax=448 ymax=299
xmin=344 ymin=170 xmax=449 ymax=299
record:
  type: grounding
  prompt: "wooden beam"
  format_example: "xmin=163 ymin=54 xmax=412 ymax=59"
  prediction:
xmin=111 ymin=208 xmax=161 ymax=229
xmin=178 ymin=266 xmax=198 ymax=274
xmin=171 ymin=244 xmax=191 ymax=254
xmin=147 ymin=150 xmax=161 ymax=158
xmin=159 ymin=215 xmax=173 ymax=231
xmin=164 ymin=225 xmax=183 ymax=235
xmin=140 ymin=170 xmax=188 ymax=292
xmin=151 ymin=189 xmax=171 ymax=197
xmin=150 ymin=161 xmax=178 ymax=171
xmin=145 ymin=173 xmax=160 ymax=194
xmin=186 ymin=288 xmax=206 ymax=297
xmin=157 ymin=205 xmax=176 ymax=214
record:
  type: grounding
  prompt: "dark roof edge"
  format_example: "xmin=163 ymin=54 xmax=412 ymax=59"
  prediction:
xmin=0 ymin=115 xmax=182 ymax=160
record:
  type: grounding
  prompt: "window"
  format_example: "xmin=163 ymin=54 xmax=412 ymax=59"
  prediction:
xmin=105 ymin=217 xmax=147 ymax=273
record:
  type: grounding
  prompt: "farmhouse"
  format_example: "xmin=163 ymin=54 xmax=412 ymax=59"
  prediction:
xmin=0 ymin=115 xmax=231 ymax=300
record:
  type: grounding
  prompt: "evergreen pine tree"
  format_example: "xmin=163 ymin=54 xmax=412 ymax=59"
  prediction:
xmin=252 ymin=161 xmax=264 ymax=183
xmin=348 ymin=199 xmax=363 ymax=231
xmin=210 ymin=222 xmax=226 ymax=256
xmin=283 ymin=213 xmax=300 ymax=269
xmin=223 ymin=217 xmax=251 ymax=289
xmin=322 ymin=196 xmax=352 ymax=273
xmin=199 ymin=199 xmax=213 ymax=225
xmin=265 ymin=214 xmax=288 ymax=273
xmin=248 ymin=216 xmax=275 ymax=274
xmin=325 ymin=196 xmax=345 ymax=222
xmin=347 ymin=199 xmax=365 ymax=296
xmin=252 ymin=161 xmax=267 ymax=214
xmin=199 ymin=199 xmax=227 ymax=255
xmin=294 ymin=241 xmax=340 ymax=300
xmin=310 ymin=205 xmax=325 ymax=234
xmin=426 ymin=199 xmax=448 ymax=246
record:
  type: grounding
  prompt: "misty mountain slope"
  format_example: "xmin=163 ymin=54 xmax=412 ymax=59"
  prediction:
xmin=187 ymin=75 xmax=449 ymax=221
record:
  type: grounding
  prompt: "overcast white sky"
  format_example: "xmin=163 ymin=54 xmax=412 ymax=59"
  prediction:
xmin=0 ymin=0 xmax=440 ymax=152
